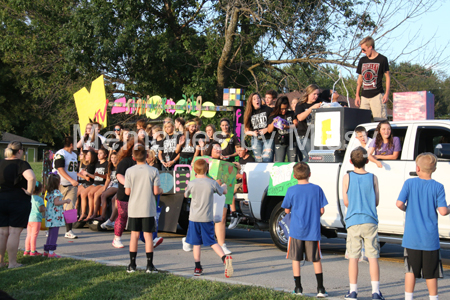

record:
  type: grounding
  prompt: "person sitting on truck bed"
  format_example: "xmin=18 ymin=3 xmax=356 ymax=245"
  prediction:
xmin=368 ymin=121 xmax=401 ymax=168
xmin=228 ymin=144 xmax=255 ymax=229
xmin=353 ymin=126 xmax=372 ymax=150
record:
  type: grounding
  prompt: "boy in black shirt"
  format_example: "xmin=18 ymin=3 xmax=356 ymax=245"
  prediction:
xmin=355 ymin=36 xmax=390 ymax=121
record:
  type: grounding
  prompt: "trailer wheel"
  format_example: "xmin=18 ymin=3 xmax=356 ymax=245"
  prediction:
xmin=269 ymin=202 xmax=288 ymax=252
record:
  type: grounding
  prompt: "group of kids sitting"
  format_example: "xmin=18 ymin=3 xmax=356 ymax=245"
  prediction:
xmin=21 ymin=113 xmax=448 ymax=300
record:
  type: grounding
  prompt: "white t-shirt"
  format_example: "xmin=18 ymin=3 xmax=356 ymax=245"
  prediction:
xmin=53 ymin=149 xmax=78 ymax=186
xmin=354 ymin=137 xmax=372 ymax=150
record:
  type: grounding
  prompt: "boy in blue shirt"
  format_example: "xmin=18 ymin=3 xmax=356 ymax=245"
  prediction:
xmin=282 ymin=162 xmax=328 ymax=298
xmin=397 ymin=152 xmax=450 ymax=300
xmin=343 ymin=147 xmax=384 ymax=300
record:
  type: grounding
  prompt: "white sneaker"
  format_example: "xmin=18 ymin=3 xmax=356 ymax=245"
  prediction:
xmin=228 ymin=213 xmax=242 ymax=229
xmin=64 ymin=230 xmax=78 ymax=239
xmin=101 ymin=219 xmax=115 ymax=230
xmin=221 ymin=243 xmax=232 ymax=255
xmin=153 ymin=237 xmax=164 ymax=248
xmin=182 ymin=237 xmax=192 ymax=252
xmin=112 ymin=237 xmax=124 ymax=248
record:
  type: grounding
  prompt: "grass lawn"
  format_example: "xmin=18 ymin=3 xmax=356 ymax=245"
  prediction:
xmin=29 ymin=161 xmax=43 ymax=182
xmin=0 ymin=251 xmax=309 ymax=300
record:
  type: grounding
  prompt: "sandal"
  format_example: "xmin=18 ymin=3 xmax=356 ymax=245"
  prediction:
xmin=77 ymin=214 xmax=87 ymax=222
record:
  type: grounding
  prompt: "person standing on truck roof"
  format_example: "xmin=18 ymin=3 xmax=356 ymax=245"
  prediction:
xmin=397 ymin=153 xmax=450 ymax=300
xmin=282 ymin=162 xmax=328 ymax=298
xmin=267 ymin=96 xmax=299 ymax=162
xmin=368 ymin=121 xmax=401 ymax=168
xmin=355 ymin=36 xmax=390 ymax=121
xmin=295 ymin=84 xmax=322 ymax=162
xmin=244 ymin=92 xmax=274 ymax=162
xmin=342 ymin=147 xmax=384 ymax=300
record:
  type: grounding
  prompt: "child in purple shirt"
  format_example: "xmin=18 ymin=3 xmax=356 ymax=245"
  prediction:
xmin=368 ymin=121 xmax=401 ymax=168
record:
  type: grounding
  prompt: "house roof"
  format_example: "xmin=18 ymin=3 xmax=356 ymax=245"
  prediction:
xmin=0 ymin=132 xmax=47 ymax=147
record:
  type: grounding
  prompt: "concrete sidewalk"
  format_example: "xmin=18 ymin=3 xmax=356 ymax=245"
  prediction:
xmin=18 ymin=227 xmax=450 ymax=300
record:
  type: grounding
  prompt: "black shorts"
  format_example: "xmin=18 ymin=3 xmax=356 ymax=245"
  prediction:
xmin=286 ymin=237 xmax=321 ymax=262
xmin=127 ymin=217 xmax=156 ymax=233
xmin=404 ymin=248 xmax=443 ymax=279
xmin=0 ymin=199 xmax=32 ymax=228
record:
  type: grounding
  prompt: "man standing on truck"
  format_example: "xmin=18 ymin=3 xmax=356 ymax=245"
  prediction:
xmin=355 ymin=36 xmax=390 ymax=121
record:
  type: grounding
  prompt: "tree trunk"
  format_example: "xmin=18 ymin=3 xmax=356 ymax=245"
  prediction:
xmin=216 ymin=7 xmax=240 ymax=103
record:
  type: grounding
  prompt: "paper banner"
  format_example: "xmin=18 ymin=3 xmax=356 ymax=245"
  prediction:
xmin=73 ymin=75 xmax=108 ymax=134
xmin=268 ymin=162 xmax=297 ymax=196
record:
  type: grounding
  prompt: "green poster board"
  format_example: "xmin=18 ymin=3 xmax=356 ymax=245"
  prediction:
xmin=267 ymin=162 xmax=298 ymax=196
xmin=190 ymin=156 xmax=237 ymax=204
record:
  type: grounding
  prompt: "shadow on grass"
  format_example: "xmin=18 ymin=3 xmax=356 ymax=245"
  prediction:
xmin=0 ymin=252 xmax=309 ymax=300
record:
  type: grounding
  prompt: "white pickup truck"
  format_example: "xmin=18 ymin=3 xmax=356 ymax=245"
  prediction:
xmin=234 ymin=120 xmax=450 ymax=251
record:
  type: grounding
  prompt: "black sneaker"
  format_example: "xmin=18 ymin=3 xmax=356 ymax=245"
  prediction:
xmin=317 ymin=287 xmax=328 ymax=298
xmin=127 ymin=264 xmax=136 ymax=273
xmin=146 ymin=265 xmax=158 ymax=274
xmin=292 ymin=287 xmax=303 ymax=295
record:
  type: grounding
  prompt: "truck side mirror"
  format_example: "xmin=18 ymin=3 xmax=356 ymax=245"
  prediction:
xmin=434 ymin=143 xmax=450 ymax=159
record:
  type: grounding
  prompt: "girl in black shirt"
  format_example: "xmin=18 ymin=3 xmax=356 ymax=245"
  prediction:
xmin=158 ymin=120 xmax=180 ymax=170
xmin=267 ymin=96 xmax=298 ymax=162
xmin=295 ymin=84 xmax=322 ymax=161
xmin=85 ymin=148 xmax=109 ymax=221
xmin=176 ymin=121 xmax=200 ymax=165
xmin=216 ymin=118 xmax=239 ymax=162
xmin=244 ymin=92 xmax=274 ymax=162
xmin=77 ymin=150 xmax=98 ymax=221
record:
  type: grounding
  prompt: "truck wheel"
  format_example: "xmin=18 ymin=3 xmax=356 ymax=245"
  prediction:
xmin=269 ymin=202 xmax=288 ymax=252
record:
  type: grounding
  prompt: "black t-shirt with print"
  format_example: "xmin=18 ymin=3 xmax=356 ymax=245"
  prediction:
xmin=84 ymin=163 xmax=96 ymax=186
xmin=216 ymin=133 xmax=239 ymax=162
xmin=356 ymin=54 xmax=389 ymax=98
xmin=295 ymin=101 xmax=320 ymax=137
xmin=267 ymin=111 xmax=296 ymax=145
xmin=249 ymin=106 xmax=273 ymax=140
xmin=161 ymin=134 xmax=180 ymax=163
xmin=93 ymin=161 xmax=108 ymax=185
xmin=116 ymin=156 xmax=136 ymax=202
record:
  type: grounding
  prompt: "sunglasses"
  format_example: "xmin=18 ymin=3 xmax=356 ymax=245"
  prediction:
xmin=114 ymin=128 xmax=121 ymax=131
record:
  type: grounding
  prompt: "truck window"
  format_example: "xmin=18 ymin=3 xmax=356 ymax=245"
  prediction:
xmin=367 ymin=127 xmax=407 ymax=160
xmin=414 ymin=127 xmax=450 ymax=160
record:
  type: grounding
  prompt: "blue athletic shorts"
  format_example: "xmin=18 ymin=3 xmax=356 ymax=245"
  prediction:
xmin=186 ymin=221 xmax=216 ymax=246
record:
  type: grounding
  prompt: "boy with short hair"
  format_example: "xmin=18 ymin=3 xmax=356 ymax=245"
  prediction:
xmin=282 ymin=162 xmax=328 ymax=298
xmin=353 ymin=126 xmax=372 ymax=150
xmin=124 ymin=144 xmax=163 ymax=273
xmin=342 ymin=147 xmax=384 ymax=300
xmin=397 ymin=152 xmax=450 ymax=300
xmin=136 ymin=119 xmax=147 ymax=131
xmin=184 ymin=159 xmax=233 ymax=278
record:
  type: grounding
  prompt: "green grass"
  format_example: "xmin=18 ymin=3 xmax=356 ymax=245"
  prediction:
xmin=29 ymin=162 xmax=43 ymax=182
xmin=0 ymin=251 xmax=310 ymax=300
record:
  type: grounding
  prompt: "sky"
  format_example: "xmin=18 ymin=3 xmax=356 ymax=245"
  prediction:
xmin=372 ymin=1 xmax=450 ymax=77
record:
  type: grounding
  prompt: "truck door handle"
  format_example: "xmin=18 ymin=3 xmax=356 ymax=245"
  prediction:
xmin=409 ymin=172 xmax=418 ymax=176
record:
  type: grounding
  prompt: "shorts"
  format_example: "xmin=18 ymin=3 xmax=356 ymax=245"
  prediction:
xmin=287 ymin=237 xmax=321 ymax=262
xmin=346 ymin=223 xmax=380 ymax=258
xmin=404 ymin=248 xmax=443 ymax=279
xmin=127 ymin=217 xmax=156 ymax=233
xmin=59 ymin=185 xmax=78 ymax=210
xmin=361 ymin=93 xmax=387 ymax=121
xmin=0 ymin=199 xmax=32 ymax=228
xmin=234 ymin=182 xmax=243 ymax=193
xmin=186 ymin=221 xmax=216 ymax=246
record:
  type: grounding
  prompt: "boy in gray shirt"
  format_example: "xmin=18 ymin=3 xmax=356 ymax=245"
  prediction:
xmin=125 ymin=144 xmax=163 ymax=273
xmin=184 ymin=158 xmax=233 ymax=278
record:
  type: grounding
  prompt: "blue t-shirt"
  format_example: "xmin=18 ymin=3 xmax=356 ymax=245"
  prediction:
xmin=281 ymin=183 xmax=328 ymax=241
xmin=345 ymin=172 xmax=378 ymax=228
xmin=29 ymin=195 xmax=45 ymax=223
xmin=398 ymin=177 xmax=447 ymax=251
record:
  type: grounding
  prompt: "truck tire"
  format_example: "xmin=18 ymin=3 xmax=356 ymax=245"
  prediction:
xmin=269 ymin=202 xmax=288 ymax=252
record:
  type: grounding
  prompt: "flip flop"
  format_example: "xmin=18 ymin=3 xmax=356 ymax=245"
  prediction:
xmin=77 ymin=215 xmax=87 ymax=222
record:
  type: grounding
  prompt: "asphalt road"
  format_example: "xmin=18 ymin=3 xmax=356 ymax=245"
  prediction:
xmin=17 ymin=226 xmax=450 ymax=300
